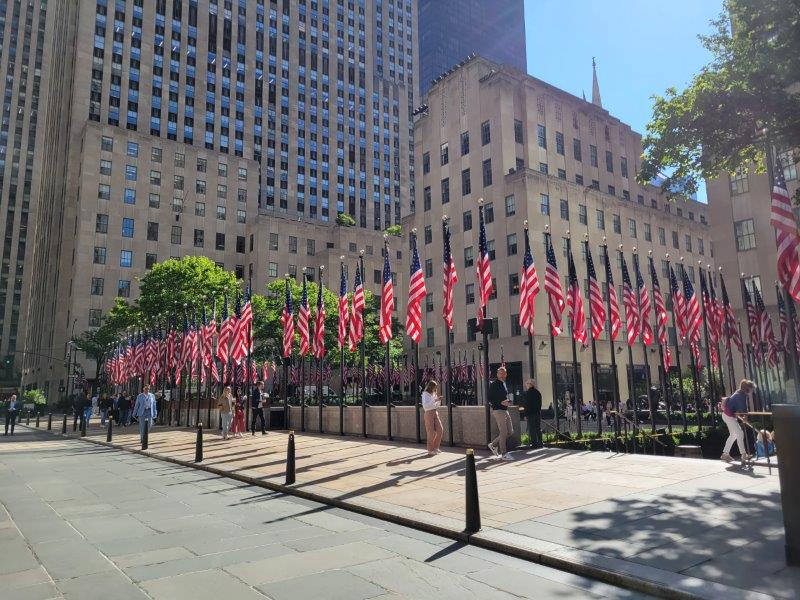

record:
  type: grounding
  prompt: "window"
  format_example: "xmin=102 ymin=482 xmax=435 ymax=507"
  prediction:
xmin=422 ymin=152 xmax=430 ymax=174
xmin=121 ymin=188 xmax=135 ymax=205
xmin=98 ymin=184 xmax=111 ymax=200
xmin=99 ymin=160 xmax=112 ymax=175
xmin=424 ymin=259 xmax=433 ymax=278
xmin=465 ymin=283 xmax=475 ymax=305
xmin=427 ymin=328 xmax=435 ymax=348
xmin=268 ymin=262 xmax=278 ymax=278
xmin=196 ymin=157 xmax=206 ymax=172
xmin=238 ymin=167 xmax=247 ymax=181
xmin=216 ymin=205 xmax=226 ymax=220
xmin=481 ymin=120 xmax=491 ymax=145
xmin=127 ymin=141 xmax=138 ymax=157
xmin=684 ymin=234 xmax=692 ymax=252
xmin=171 ymin=226 xmax=182 ymax=244
xmin=121 ymin=218 xmax=134 ymax=238
xmin=487 ymin=240 xmax=496 ymax=260
xmin=779 ymin=150 xmax=797 ymax=181
xmin=464 ymin=246 xmax=474 ymax=267
xmin=507 ymin=233 xmax=518 ymax=256
xmin=149 ymin=170 xmax=161 ymax=185
xmin=608 ymin=185 xmax=616 ymax=196
xmin=558 ymin=168 xmax=566 ymax=180
xmin=146 ymin=253 xmax=157 ymax=269
xmin=218 ymin=162 xmax=228 ymax=177
xmin=307 ymin=239 xmax=316 ymax=255
xmin=539 ymin=163 xmax=548 ymax=175
xmin=288 ymin=236 xmax=298 ymax=253
xmin=217 ymin=184 xmax=227 ymax=198
xmin=423 ymin=186 xmax=431 ymax=211
xmin=236 ymin=236 xmax=245 ymax=254
xmin=147 ymin=222 xmax=159 ymax=241
xmin=215 ymin=233 xmax=226 ymax=251
xmin=537 ymin=124 xmax=547 ymax=149
xmin=596 ymin=209 xmax=605 ymax=230
xmin=612 ymin=214 xmax=621 ymax=234
xmin=95 ymin=214 xmax=108 ymax=233
xmin=484 ymin=202 xmax=494 ymax=223
xmin=288 ymin=265 xmax=297 ymax=278
xmin=560 ymin=199 xmax=569 ymax=221
xmin=511 ymin=314 xmax=522 ymax=337
xmin=196 ymin=180 xmax=206 ymax=194
xmin=505 ymin=195 xmax=516 ymax=217
xmin=463 ymin=210 xmax=472 ymax=231
xmin=590 ymin=145 xmax=598 ymax=167
xmin=730 ymin=170 xmax=749 ymax=195
xmin=672 ymin=231 xmax=679 ymax=249
xmin=460 ymin=131 xmax=470 ymax=155
xmin=627 ymin=218 xmax=637 ymax=238
xmin=482 ymin=159 xmax=492 ymax=187
xmin=117 ymin=280 xmax=131 ymax=298
xmin=742 ymin=275 xmax=762 ymax=295
xmin=149 ymin=193 xmax=160 ymax=208
xmin=509 ymin=273 xmax=520 ymax=295
xmin=578 ymin=204 xmax=587 ymax=225
xmin=120 ymin=250 xmax=133 ymax=268
xmin=658 ymin=227 xmax=666 ymax=246
xmin=734 ymin=219 xmax=756 ymax=251
xmin=540 ymin=194 xmax=550 ymax=215
xmin=91 ymin=277 xmax=104 ymax=296
xmin=88 ymin=308 xmax=102 ymax=328
xmin=194 ymin=201 xmax=205 ymax=216
xmin=441 ymin=178 xmax=450 ymax=204
xmin=698 ymin=238 xmax=705 ymax=255
xmin=93 ymin=246 xmax=106 ymax=265
xmin=172 ymin=197 xmax=184 ymax=213
xmin=440 ymin=142 xmax=449 ymax=166
xmin=101 ymin=136 xmax=113 ymax=151
xmin=623 ymin=190 xmax=630 ymax=202
xmin=125 ymin=165 xmax=137 ymax=181
xmin=461 ymin=169 xmax=471 ymax=196
xmin=555 ymin=131 xmax=564 ymax=155
xmin=514 ymin=120 xmax=524 ymax=144
xmin=425 ymin=293 xmax=434 ymax=313
xmin=621 ymin=157 xmax=628 ymax=178
xmin=573 ymin=138 xmax=582 ymax=161
xmin=269 ymin=233 xmax=279 ymax=251
xmin=151 ymin=147 xmax=162 ymax=162
xmin=644 ymin=223 xmax=652 ymax=242
xmin=424 ymin=225 xmax=432 ymax=245
xmin=193 ymin=229 xmax=204 ymax=247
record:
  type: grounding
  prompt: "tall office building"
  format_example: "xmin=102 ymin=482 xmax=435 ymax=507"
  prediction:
xmin=418 ymin=0 xmax=525 ymax=97
xmin=21 ymin=0 xmax=418 ymax=396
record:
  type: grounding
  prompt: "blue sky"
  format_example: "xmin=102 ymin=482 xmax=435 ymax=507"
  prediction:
xmin=524 ymin=0 xmax=724 ymax=200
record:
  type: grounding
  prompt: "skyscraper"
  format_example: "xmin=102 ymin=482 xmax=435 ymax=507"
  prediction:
xmin=20 ymin=0 xmax=417 ymax=396
xmin=418 ymin=0 xmax=526 ymax=96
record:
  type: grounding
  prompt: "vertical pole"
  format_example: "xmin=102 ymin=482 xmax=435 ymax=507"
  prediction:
xmin=360 ymin=253 xmax=367 ymax=438
xmin=414 ymin=342 xmax=421 ymax=444
xmin=340 ymin=347 xmax=345 ymax=436
xmin=547 ymin=311 xmax=559 ymax=432
xmin=699 ymin=271 xmax=717 ymax=425
xmin=626 ymin=344 xmax=638 ymax=454
xmin=282 ymin=358 xmax=289 ymax=423
xmin=482 ymin=309 xmax=491 ymax=444
xmin=385 ymin=342 xmax=392 ymax=441
xmin=318 ymin=357 xmax=323 ymax=434
xmin=566 ymin=237 xmax=582 ymax=437
xmin=603 ymin=242 xmax=622 ymax=437
xmin=633 ymin=252 xmax=655 ymax=433
xmin=583 ymin=239 xmax=601 ymax=434
xmin=445 ymin=323 xmax=454 ymax=447
xmin=300 ymin=354 xmax=305 ymax=432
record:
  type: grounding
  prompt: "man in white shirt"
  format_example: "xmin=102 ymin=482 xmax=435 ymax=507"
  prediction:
xmin=133 ymin=385 xmax=157 ymax=443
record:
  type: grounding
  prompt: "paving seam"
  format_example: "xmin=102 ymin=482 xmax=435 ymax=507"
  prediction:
xmin=18 ymin=424 xmax=770 ymax=600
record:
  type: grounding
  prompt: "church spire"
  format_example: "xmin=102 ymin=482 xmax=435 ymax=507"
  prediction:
xmin=591 ymin=57 xmax=602 ymax=107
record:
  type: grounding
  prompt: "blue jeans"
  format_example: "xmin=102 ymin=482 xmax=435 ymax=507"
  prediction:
xmin=83 ymin=407 xmax=93 ymax=425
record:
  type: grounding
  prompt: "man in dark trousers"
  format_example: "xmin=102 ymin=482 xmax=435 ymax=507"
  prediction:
xmin=487 ymin=366 xmax=513 ymax=460
xmin=521 ymin=379 xmax=543 ymax=448
xmin=4 ymin=393 xmax=19 ymax=435
xmin=250 ymin=380 xmax=268 ymax=435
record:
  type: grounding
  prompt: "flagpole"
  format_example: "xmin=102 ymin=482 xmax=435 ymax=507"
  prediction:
xmin=359 ymin=252 xmax=367 ymax=438
xmin=602 ymin=240 xmax=622 ymax=438
xmin=620 ymin=248 xmax=639 ymax=452
xmin=477 ymin=202 xmax=492 ymax=445
xmin=582 ymin=235 xmax=601 ymax=435
xmin=720 ymin=270 xmax=737 ymax=393
xmin=709 ymin=267 xmax=727 ymax=398
xmin=318 ymin=265 xmax=325 ymax=435
xmin=195 ymin=309 xmax=202 ymax=427
xmin=698 ymin=266 xmax=718 ymax=425
xmin=565 ymin=234 xmax=582 ymax=438
xmin=649 ymin=252 xmax=671 ymax=434
xmin=545 ymin=229 xmax=559 ymax=433
xmin=741 ymin=276 xmax=766 ymax=409
xmin=246 ymin=277 xmax=253 ymax=428
xmin=339 ymin=258 xmax=347 ymax=437
xmin=633 ymin=250 xmax=655 ymax=433
xmin=441 ymin=217 xmax=457 ymax=446
xmin=679 ymin=261 xmax=702 ymax=432
xmin=522 ymin=222 xmax=536 ymax=393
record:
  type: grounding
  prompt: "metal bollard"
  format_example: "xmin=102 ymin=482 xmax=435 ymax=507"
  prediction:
xmin=142 ymin=420 xmax=149 ymax=450
xmin=775 ymin=404 xmax=800 ymax=565
xmin=464 ymin=449 xmax=481 ymax=534
xmin=72 ymin=413 xmax=78 ymax=432
xmin=285 ymin=431 xmax=296 ymax=485
xmin=47 ymin=414 xmax=52 ymax=431
xmin=80 ymin=415 xmax=87 ymax=437
xmin=106 ymin=418 xmax=113 ymax=443
xmin=35 ymin=414 xmax=40 ymax=428
xmin=62 ymin=414 xmax=67 ymax=434
xmin=195 ymin=423 xmax=203 ymax=463
xmin=26 ymin=414 xmax=30 ymax=426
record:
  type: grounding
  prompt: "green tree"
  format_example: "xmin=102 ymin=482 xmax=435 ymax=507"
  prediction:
xmin=74 ymin=299 xmax=139 ymax=378
xmin=640 ymin=0 xmax=800 ymax=197
xmin=137 ymin=256 xmax=240 ymax=322
xmin=23 ymin=389 xmax=46 ymax=407
xmin=335 ymin=212 xmax=356 ymax=226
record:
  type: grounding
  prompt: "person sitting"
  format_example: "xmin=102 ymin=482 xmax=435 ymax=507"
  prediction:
xmin=755 ymin=429 xmax=775 ymax=458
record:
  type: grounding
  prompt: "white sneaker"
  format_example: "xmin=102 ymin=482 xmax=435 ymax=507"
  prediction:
xmin=487 ymin=443 xmax=499 ymax=457
xmin=720 ymin=453 xmax=733 ymax=463
xmin=501 ymin=453 xmax=514 ymax=461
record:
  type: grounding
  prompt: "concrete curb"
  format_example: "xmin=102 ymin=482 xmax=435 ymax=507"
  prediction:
xmin=20 ymin=425 xmax=771 ymax=600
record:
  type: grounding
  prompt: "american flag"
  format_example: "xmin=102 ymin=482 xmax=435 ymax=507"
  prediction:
xmin=298 ymin=276 xmax=310 ymax=355
xmin=603 ymin=247 xmax=621 ymax=340
xmin=349 ymin=263 xmax=364 ymax=351
xmin=442 ymin=222 xmax=458 ymax=331
xmin=681 ymin=266 xmax=702 ymax=347
xmin=669 ymin=266 xmax=687 ymax=343
xmin=217 ymin=296 xmax=234 ymax=380
xmin=777 ymin=285 xmax=789 ymax=353
xmin=476 ymin=205 xmax=493 ymax=328
xmin=191 ymin=312 xmax=202 ymax=377
xmin=699 ymin=270 xmax=719 ymax=367
xmin=379 ymin=246 xmax=394 ymax=344
xmin=620 ymin=255 xmax=639 ymax=346
xmin=585 ymin=245 xmax=605 ymax=340
xmin=709 ymin=273 xmax=725 ymax=344
xmin=753 ymin=284 xmax=779 ymax=367
xmin=280 ymin=278 xmax=294 ymax=358
xmin=338 ymin=263 xmax=350 ymax=349
xmin=566 ymin=247 xmax=587 ymax=346
xmin=634 ymin=255 xmax=653 ymax=345
xmin=544 ymin=234 xmax=565 ymax=336
xmin=519 ymin=227 xmax=540 ymax=336
xmin=742 ymin=280 xmax=761 ymax=364
xmin=720 ymin=275 xmax=744 ymax=356
xmin=231 ymin=290 xmax=253 ymax=365
xmin=788 ymin=295 xmax=800 ymax=359
xmin=313 ymin=273 xmax=326 ymax=359
xmin=177 ymin=314 xmax=191 ymax=384
xmin=405 ymin=233 xmax=426 ymax=344
xmin=770 ymin=160 xmax=800 ymax=303
xmin=167 ymin=318 xmax=176 ymax=373
xmin=649 ymin=256 xmax=671 ymax=373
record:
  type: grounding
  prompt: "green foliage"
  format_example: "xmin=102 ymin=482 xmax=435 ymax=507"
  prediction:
xmin=23 ymin=389 xmax=46 ymax=405
xmin=639 ymin=0 xmax=800 ymax=197
xmin=74 ymin=299 xmax=139 ymax=375
xmin=385 ymin=224 xmax=402 ymax=237
xmin=137 ymin=256 xmax=239 ymax=321
xmin=335 ymin=212 xmax=356 ymax=226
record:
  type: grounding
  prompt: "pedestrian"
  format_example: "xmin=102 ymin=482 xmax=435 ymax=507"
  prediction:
xmin=421 ymin=380 xmax=443 ymax=455
xmin=81 ymin=390 xmax=93 ymax=428
xmin=564 ymin=390 xmax=574 ymax=426
xmin=117 ymin=392 xmax=130 ymax=426
xmin=250 ymin=381 xmax=268 ymax=435
xmin=132 ymin=384 xmax=157 ymax=443
xmin=720 ymin=379 xmax=755 ymax=463
xmin=487 ymin=366 xmax=514 ymax=460
xmin=231 ymin=391 xmax=246 ymax=438
xmin=217 ymin=386 xmax=234 ymax=440
xmin=99 ymin=394 xmax=112 ymax=426
xmin=91 ymin=392 xmax=98 ymax=418
xmin=4 ymin=393 xmax=19 ymax=436
xmin=520 ymin=379 xmax=542 ymax=448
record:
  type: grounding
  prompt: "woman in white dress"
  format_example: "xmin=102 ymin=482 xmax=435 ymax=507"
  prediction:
xmin=421 ymin=380 xmax=443 ymax=455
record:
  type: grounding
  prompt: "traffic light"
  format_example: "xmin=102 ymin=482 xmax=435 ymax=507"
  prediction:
xmin=3 ymin=355 xmax=12 ymax=369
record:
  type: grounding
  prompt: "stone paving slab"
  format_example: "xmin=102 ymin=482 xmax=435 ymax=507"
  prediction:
xmin=14 ymin=422 xmax=799 ymax=599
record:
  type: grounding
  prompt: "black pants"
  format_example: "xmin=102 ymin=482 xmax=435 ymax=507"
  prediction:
xmin=251 ymin=407 xmax=267 ymax=434
xmin=527 ymin=413 xmax=542 ymax=448
xmin=4 ymin=410 xmax=18 ymax=435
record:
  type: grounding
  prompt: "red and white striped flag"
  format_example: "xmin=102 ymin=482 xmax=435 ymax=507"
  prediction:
xmin=700 ymin=270 xmax=718 ymax=367
xmin=544 ymin=235 xmax=565 ymax=336
xmin=349 ymin=264 xmax=364 ymax=351
xmin=217 ymin=296 xmax=234 ymax=380
xmin=313 ymin=274 xmax=326 ymax=359
xmin=280 ymin=279 xmax=294 ymax=359
xmin=777 ymin=284 xmax=789 ymax=354
xmin=442 ymin=222 xmax=458 ymax=331
xmin=476 ymin=205 xmax=493 ymax=328
xmin=585 ymin=245 xmax=605 ymax=341
xmin=634 ymin=255 xmax=653 ymax=345
xmin=405 ymin=233 xmax=426 ymax=344
xmin=742 ymin=280 xmax=761 ymax=364
xmin=770 ymin=161 xmax=800 ymax=303
xmin=669 ymin=266 xmax=687 ymax=344
xmin=720 ymin=275 xmax=743 ymax=358
xmin=649 ymin=257 xmax=671 ymax=373
xmin=603 ymin=247 xmax=621 ymax=340
xmin=754 ymin=285 xmax=779 ymax=367
xmin=519 ymin=227 xmax=540 ymax=336
xmin=681 ymin=266 xmax=702 ymax=348
xmin=338 ymin=263 xmax=350 ymax=349
xmin=298 ymin=277 xmax=310 ymax=356
xmin=566 ymin=247 xmax=587 ymax=346
xmin=379 ymin=247 xmax=394 ymax=344
xmin=231 ymin=292 xmax=252 ymax=365
xmin=620 ymin=255 xmax=639 ymax=346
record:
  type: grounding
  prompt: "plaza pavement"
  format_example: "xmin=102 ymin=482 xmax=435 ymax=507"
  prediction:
xmin=0 ymin=427 xmax=652 ymax=600
xmin=12 ymin=419 xmax=800 ymax=599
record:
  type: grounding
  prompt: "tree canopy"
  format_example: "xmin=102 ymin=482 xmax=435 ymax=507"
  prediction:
xmin=639 ymin=0 xmax=800 ymax=197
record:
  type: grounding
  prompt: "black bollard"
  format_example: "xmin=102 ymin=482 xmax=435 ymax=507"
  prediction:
xmin=80 ymin=415 xmax=87 ymax=437
xmin=106 ymin=418 xmax=113 ymax=443
xmin=72 ymin=413 xmax=78 ymax=432
xmin=26 ymin=414 xmax=30 ymax=426
xmin=195 ymin=423 xmax=203 ymax=463
xmin=35 ymin=414 xmax=40 ymax=428
xmin=142 ymin=420 xmax=149 ymax=450
xmin=62 ymin=414 xmax=67 ymax=434
xmin=464 ymin=449 xmax=481 ymax=534
xmin=47 ymin=414 xmax=52 ymax=431
xmin=285 ymin=431 xmax=296 ymax=485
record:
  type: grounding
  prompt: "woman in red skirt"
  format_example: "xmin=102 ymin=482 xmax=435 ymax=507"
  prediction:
xmin=231 ymin=391 xmax=246 ymax=438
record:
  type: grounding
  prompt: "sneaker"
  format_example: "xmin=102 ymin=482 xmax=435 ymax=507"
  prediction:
xmin=487 ymin=442 xmax=499 ymax=457
xmin=501 ymin=453 xmax=515 ymax=461
xmin=720 ymin=452 xmax=733 ymax=463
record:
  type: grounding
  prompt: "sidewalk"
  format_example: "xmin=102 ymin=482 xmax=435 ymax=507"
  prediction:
xmin=28 ymin=420 xmax=797 ymax=599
